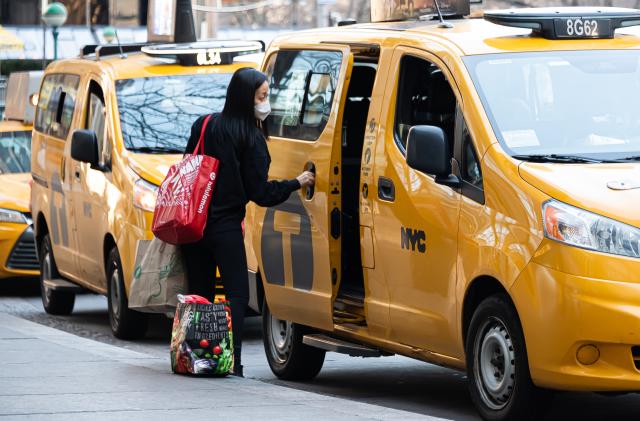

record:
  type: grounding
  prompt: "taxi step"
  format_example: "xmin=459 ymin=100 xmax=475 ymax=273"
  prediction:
xmin=303 ymin=334 xmax=390 ymax=357
xmin=42 ymin=278 xmax=84 ymax=293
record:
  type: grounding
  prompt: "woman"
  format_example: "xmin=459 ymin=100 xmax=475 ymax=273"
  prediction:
xmin=182 ymin=68 xmax=314 ymax=377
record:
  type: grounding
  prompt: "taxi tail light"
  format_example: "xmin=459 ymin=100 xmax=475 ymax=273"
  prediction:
xmin=632 ymin=346 xmax=640 ymax=370
xmin=542 ymin=200 xmax=640 ymax=258
xmin=28 ymin=180 xmax=33 ymax=212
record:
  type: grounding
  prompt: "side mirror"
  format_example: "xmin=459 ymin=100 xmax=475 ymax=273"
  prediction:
xmin=71 ymin=129 xmax=100 ymax=169
xmin=406 ymin=125 xmax=460 ymax=188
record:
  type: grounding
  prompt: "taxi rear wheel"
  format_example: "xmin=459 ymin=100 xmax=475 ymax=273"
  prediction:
xmin=262 ymin=299 xmax=325 ymax=381
xmin=106 ymin=247 xmax=147 ymax=340
xmin=466 ymin=294 xmax=552 ymax=421
xmin=39 ymin=234 xmax=75 ymax=315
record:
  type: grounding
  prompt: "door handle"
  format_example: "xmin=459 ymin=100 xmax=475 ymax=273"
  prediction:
xmin=60 ymin=156 xmax=66 ymax=182
xmin=304 ymin=162 xmax=316 ymax=200
xmin=74 ymin=167 xmax=81 ymax=180
xmin=378 ymin=177 xmax=395 ymax=202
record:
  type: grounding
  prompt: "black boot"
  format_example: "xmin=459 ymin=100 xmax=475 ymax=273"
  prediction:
xmin=231 ymin=349 xmax=243 ymax=377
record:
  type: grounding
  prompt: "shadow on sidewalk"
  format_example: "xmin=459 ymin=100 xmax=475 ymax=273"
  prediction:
xmin=0 ymin=277 xmax=40 ymax=296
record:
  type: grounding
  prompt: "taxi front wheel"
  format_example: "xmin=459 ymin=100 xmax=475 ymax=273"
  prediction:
xmin=466 ymin=294 xmax=553 ymax=421
xmin=39 ymin=234 xmax=75 ymax=315
xmin=107 ymin=247 xmax=148 ymax=340
xmin=262 ymin=300 xmax=325 ymax=381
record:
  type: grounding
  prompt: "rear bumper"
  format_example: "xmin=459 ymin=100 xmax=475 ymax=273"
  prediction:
xmin=511 ymin=261 xmax=640 ymax=391
xmin=0 ymin=223 xmax=39 ymax=279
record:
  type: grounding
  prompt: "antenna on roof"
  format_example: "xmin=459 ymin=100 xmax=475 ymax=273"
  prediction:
xmin=103 ymin=26 xmax=126 ymax=58
xmin=433 ymin=0 xmax=454 ymax=28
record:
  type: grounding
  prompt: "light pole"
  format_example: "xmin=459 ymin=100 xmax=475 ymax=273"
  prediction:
xmin=42 ymin=2 xmax=68 ymax=61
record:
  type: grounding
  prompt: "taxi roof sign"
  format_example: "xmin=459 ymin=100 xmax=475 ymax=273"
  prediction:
xmin=4 ymin=71 xmax=43 ymax=124
xmin=371 ymin=0 xmax=470 ymax=23
xmin=484 ymin=7 xmax=640 ymax=40
xmin=141 ymin=40 xmax=264 ymax=66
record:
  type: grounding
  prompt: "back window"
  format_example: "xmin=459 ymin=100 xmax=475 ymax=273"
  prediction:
xmin=35 ymin=73 xmax=80 ymax=140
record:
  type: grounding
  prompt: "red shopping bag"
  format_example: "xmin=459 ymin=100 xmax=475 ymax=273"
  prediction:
xmin=152 ymin=115 xmax=219 ymax=245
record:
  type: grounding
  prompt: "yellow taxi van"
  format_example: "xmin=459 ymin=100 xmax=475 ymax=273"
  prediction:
xmin=30 ymin=41 xmax=260 ymax=338
xmin=0 ymin=71 xmax=42 ymax=280
xmin=243 ymin=2 xmax=640 ymax=419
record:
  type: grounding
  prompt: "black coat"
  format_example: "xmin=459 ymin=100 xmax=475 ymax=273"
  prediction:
xmin=184 ymin=114 xmax=300 ymax=230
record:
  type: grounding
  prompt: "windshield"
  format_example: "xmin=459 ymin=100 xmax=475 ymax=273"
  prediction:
xmin=464 ymin=51 xmax=640 ymax=160
xmin=0 ymin=130 xmax=31 ymax=174
xmin=116 ymin=73 xmax=232 ymax=152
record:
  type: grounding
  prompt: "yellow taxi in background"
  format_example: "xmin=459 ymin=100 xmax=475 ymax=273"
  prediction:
xmin=30 ymin=41 xmax=259 ymax=338
xmin=0 ymin=71 xmax=43 ymax=280
xmin=242 ymin=2 xmax=640 ymax=420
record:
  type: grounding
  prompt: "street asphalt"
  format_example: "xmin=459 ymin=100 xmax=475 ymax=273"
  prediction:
xmin=2 ymin=278 xmax=640 ymax=420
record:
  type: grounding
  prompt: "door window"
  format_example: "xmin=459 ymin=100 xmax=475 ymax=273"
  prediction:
xmin=394 ymin=55 xmax=457 ymax=155
xmin=85 ymin=81 xmax=110 ymax=167
xmin=463 ymin=138 xmax=482 ymax=189
xmin=265 ymin=49 xmax=343 ymax=141
xmin=35 ymin=73 xmax=80 ymax=140
xmin=456 ymin=114 xmax=484 ymax=204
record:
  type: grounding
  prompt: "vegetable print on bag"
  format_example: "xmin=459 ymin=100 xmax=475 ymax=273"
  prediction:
xmin=170 ymin=300 xmax=234 ymax=375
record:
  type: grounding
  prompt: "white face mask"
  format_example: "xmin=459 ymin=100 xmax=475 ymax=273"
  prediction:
xmin=254 ymin=101 xmax=271 ymax=121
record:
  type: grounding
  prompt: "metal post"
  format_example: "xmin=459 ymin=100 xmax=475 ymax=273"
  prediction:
xmin=174 ymin=0 xmax=197 ymax=43
xmin=52 ymin=27 xmax=59 ymax=61
xmin=86 ymin=0 xmax=91 ymax=27
xmin=42 ymin=22 xmax=47 ymax=70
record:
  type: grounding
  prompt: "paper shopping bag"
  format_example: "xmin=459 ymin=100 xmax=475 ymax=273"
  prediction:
xmin=129 ymin=238 xmax=187 ymax=313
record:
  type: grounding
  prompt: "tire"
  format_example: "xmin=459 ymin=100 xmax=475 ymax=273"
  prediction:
xmin=39 ymin=234 xmax=75 ymax=315
xmin=106 ymin=247 xmax=147 ymax=340
xmin=262 ymin=299 xmax=325 ymax=380
xmin=466 ymin=294 xmax=553 ymax=421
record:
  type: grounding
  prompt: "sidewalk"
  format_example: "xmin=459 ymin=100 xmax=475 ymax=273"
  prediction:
xmin=0 ymin=312 xmax=446 ymax=420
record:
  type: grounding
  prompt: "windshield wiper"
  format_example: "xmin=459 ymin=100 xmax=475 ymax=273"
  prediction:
xmin=127 ymin=146 xmax=184 ymax=154
xmin=512 ymin=154 xmax=618 ymax=164
xmin=617 ymin=155 xmax=640 ymax=161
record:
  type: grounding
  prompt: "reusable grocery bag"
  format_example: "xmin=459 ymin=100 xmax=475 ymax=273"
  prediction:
xmin=129 ymin=238 xmax=187 ymax=313
xmin=170 ymin=301 xmax=234 ymax=375
xmin=152 ymin=114 xmax=219 ymax=244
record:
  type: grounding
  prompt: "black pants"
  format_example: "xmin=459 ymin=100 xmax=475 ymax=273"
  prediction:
xmin=181 ymin=224 xmax=248 ymax=363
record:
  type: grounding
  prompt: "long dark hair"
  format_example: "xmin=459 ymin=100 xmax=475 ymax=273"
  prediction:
xmin=210 ymin=67 xmax=268 ymax=149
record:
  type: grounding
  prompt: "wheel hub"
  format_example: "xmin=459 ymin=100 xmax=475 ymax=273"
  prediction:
xmin=41 ymin=252 xmax=53 ymax=305
xmin=474 ymin=318 xmax=516 ymax=410
xmin=268 ymin=310 xmax=293 ymax=364
xmin=110 ymin=269 xmax=121 ymax=326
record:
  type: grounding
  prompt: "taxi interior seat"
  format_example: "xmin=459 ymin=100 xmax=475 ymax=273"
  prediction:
xmin=340 ymin=64 xmax=376 ymax=298
xmin=424 ymin=69 xmax=456 ymax=146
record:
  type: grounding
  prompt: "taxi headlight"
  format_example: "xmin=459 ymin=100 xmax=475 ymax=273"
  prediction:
xmin=133 ymin=179 xmax=158 ymax=212
xmin=0 ymin=208 xmax=28 ymax=224
xmin=543 ymin=200 xmax=640 ymax=258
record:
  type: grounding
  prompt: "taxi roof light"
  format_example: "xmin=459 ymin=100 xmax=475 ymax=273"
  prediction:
xmin=484 ymin=7 xmax=640 ymax=40
xmin=141 ymin=40 xmax=264 ymax=66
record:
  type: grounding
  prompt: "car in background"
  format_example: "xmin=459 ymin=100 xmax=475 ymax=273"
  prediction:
xmin=30 ymin=42 xmax=260 ymax=338
xmin=0 ymin=71 xmax=43 ymax=280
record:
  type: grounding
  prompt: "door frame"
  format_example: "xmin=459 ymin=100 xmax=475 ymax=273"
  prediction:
xmin=256 ymin=44 xmax=354 ymax=330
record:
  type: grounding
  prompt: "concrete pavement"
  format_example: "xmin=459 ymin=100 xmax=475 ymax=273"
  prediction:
xmin=0 ymin=312 xmax=449 ymax=420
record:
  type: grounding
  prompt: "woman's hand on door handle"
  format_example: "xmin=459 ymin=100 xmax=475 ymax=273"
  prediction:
xmin=296 ymin=171 xmax=315 ymax=188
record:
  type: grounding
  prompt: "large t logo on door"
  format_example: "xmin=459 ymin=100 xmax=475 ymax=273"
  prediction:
xmin=261 ymin=194 xmax=314 ymax=290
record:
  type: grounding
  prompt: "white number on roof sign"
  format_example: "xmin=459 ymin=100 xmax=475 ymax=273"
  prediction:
xmin=555 ymin=18 xmax=603 ymax=38
xmin=197 ymin=49 xmax=222 ymax=66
